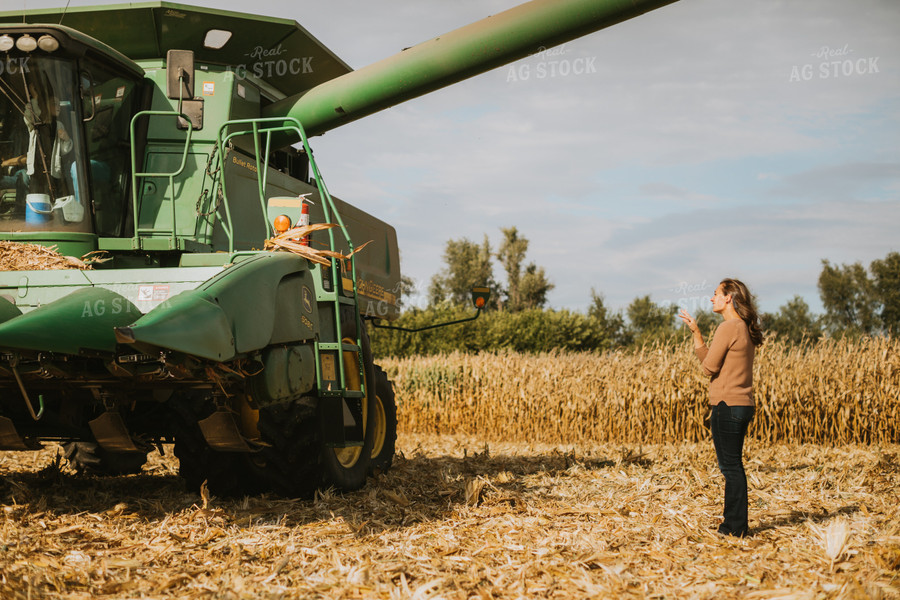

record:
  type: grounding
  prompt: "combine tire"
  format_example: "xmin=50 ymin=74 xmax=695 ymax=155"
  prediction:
xmin=170 ymin=395 xmax=262 ymax=497
xmin=251 ymin=397 xmax=321 ymax=498
xmin=369 ymin=365 xmax=397 ymax=474
xmin=63 ymin=442 xmax=147 ymax=476
xmin=170 ymin=306 xmax=383 ymax=498
xmin=317 ymin=307 xmax=376 ymax=491
xmin=318 ymin=391 xmax=375 ymax=491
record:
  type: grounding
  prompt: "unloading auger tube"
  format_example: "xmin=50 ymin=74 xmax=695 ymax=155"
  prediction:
xmin=0 ymin=0 xmax=678 ymax=496
xmin=264 ymin=0 xmax=679 ymax=141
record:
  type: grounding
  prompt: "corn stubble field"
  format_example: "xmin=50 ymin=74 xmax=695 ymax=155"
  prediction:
xmin=1 ymin=338 xmax=899 ymax=599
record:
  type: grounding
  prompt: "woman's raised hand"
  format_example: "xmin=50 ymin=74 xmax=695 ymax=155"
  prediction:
xmin=679 ymin=309 xmax=699 ymax=333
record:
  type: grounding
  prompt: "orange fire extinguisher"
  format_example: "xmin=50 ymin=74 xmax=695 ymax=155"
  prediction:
xmin=298 ymin=200 xmax=310 ymax=246
xmin=297 ymin=193 xmax=313 ymax=246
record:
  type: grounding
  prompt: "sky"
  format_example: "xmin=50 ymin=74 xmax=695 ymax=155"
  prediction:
xmin=19 ymin=0 xmax=900 ymax=315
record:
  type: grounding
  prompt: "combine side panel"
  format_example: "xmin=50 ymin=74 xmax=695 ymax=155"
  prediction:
xmin=119 ymin=252 xmax=318 ymax=361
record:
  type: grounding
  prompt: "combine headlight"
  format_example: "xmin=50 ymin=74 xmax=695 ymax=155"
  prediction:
xmin=0 ymin=35 xmax=14 ymax=52
xmin=37 ymin=35 xmax=59 ymax=52
xmin=15 ymin=34 xmax=37 ymax=52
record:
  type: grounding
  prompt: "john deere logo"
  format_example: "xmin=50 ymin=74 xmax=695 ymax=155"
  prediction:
xmin=301 ymin=286 xmax=312 ymax=313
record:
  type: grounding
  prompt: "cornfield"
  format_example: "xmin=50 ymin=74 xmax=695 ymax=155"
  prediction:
xmin=382 ymin=336 xmax=900 ymax=445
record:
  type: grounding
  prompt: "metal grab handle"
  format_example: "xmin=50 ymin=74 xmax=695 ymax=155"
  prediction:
xmin=11 ymin=365 xmax=44 ymax=421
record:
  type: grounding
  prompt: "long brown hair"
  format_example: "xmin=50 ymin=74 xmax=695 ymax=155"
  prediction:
xmin=720 ymin=278 xmax=764 ymax=346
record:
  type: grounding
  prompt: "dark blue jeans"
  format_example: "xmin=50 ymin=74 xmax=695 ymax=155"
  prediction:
xmin=710 ymin=401 xmax=755 ymax=537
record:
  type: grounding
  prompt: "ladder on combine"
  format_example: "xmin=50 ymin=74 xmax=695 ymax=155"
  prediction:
xmin=211 ymin=117 xmax=369 ymax=448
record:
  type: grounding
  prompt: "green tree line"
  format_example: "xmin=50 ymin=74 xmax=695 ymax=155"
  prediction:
xmin=370 ymin=229 xmax=899 ymax=358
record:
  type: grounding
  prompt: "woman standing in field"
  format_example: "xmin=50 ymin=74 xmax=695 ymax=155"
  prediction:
xmin=679 ymin=278 xmax=764 ymax=538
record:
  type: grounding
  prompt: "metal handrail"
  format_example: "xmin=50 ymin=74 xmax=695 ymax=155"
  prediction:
xmin=128 ymin=109 xmax=194 ymax=249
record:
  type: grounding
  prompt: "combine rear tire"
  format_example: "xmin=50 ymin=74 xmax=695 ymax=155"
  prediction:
xmin=63 ymin=442 xmax=147 ymax=476
xmin=369 ymin=365 xmax=397 ymax=474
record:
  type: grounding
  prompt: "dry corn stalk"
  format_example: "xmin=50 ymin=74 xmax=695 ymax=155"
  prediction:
xmin=464 ymin=477 xmax=486 ymax=506
xmin=264 ymin=223 xmax=372 ymax=265
xmin=810 ymin=518 xmax=852 ymax=570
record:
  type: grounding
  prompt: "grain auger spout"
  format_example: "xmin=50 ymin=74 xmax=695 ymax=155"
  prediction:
xmin=0 ymin=0 xmax=677 ymax=496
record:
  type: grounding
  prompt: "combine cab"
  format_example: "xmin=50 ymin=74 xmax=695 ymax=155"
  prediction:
xmin=0 ymin=0 xmax=676 ymax=496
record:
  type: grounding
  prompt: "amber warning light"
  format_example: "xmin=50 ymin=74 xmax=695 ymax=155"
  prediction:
xmin=273 ymin=214 xmax=292 ymax=235
xmin=471 ymin=287 xmax=490 ymax=309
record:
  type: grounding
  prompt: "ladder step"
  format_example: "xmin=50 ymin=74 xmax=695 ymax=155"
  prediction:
xmin=316 ymin=342 xmax=360 ymax=352
xmin=319 ymin=389 xmax=365 ymax=399
xmin=316 ymin=293 xmax=354 ymax=304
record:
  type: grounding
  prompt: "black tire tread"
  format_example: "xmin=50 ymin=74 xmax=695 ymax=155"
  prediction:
xmin=252 ymin=396 xmax=321 ymax=498
xmin=370 ymin=365 xmax=398 ymax=474
xmin=170 ymin=396 xmax=262 ymax=497
xmin=63 ymin=442 xmax=148 ymax=476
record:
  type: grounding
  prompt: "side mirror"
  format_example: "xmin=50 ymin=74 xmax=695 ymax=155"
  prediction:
xmin=166 ymin=49 xmax=203 ymax=130
xmin=166 ymin=49 xmax=195 ymax=100
xmin=470 ymin=287 xmax=490 ymax=310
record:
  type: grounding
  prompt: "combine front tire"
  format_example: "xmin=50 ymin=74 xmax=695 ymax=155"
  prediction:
xmin=318 ymin=392 xmax=375 ymax=491
xmin=317 ymin=307 xmax=376 ymax=491
xmin=170 ymin=395 xmax=262 ymax=496
xmin=252 ymin=397 xmax=321 ymax=498
xmin=63 ymin=442 xmax=148 ymax=476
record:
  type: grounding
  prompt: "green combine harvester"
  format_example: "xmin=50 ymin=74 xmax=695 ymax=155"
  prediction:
xmin=0 ymin=0 xmax=677 ymax=496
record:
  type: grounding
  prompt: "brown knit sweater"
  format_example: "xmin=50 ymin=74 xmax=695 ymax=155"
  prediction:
xmin=694 ymin=318 xmax=755 ymax=406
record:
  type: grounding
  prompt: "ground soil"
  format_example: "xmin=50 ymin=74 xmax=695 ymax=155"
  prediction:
xmin=1 ymin=435 xmax=898 ymax=599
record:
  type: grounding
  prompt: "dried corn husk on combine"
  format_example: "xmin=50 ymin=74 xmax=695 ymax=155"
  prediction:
xmin=264 ymin=223 xmax=372 ymax=265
